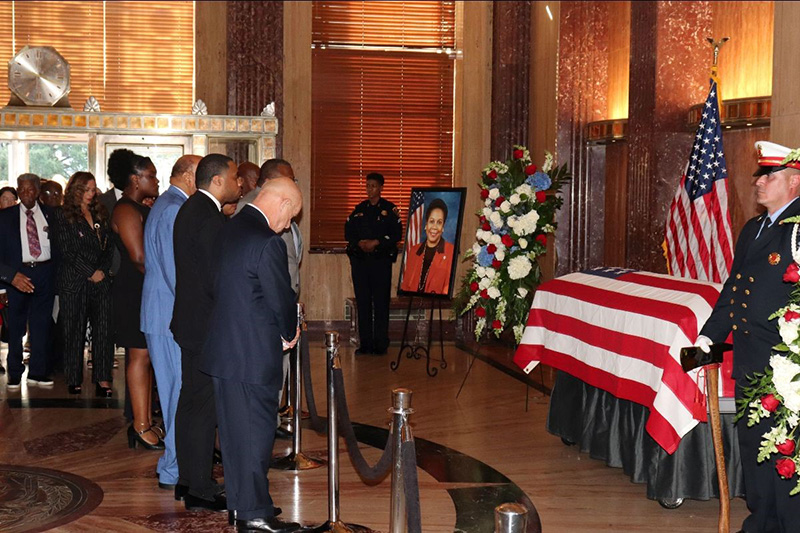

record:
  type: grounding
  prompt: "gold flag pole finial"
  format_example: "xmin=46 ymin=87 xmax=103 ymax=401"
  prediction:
xmin=706 ymin=37 xmax=730 ymax=76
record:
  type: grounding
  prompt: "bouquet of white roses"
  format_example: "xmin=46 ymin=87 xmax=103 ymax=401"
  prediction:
xmin=454 ymin=145 xmax=570 ymax=343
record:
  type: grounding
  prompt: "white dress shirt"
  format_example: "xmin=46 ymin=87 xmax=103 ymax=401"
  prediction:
xmin=19 ymin=203 xmax=51 ymax=263
xmin=198 ymin=189 xmax=222 ymax=212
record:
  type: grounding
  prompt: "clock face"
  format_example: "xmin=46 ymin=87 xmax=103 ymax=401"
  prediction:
xmin=8 ymin=45 xmax=70 ymax=106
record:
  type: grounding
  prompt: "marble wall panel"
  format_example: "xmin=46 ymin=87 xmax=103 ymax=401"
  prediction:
xmin=625 ymin=0 xmax=712 ymax=273
xmin=491 ymin=1 xmax=531 ymax=161
xmin=555 ymin=1 xmax=610 ymax=274
xmin=227 ymin=1 xmax=284 ymax=157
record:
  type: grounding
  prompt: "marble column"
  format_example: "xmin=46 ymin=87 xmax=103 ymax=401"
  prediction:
xmin=227 ymin=1 xmax=284 ymax=156
xmin=771 ymin=1 xmax=800 ymax=148
xmin=625 ymin=1 xmax=711 ymax=272
xmin=555 ymin=1 xmax=611 ymax=274
xmin=491 ymin=1 xmax=531 ymax=161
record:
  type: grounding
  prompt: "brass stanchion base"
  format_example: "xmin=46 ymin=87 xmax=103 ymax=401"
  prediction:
xmin=315 ymin=520 xmax=375 ymax=533
xmin=270 ymin=452 xmax=326 ymax=471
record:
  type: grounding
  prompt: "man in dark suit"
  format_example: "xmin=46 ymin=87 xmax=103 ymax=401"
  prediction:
xmin=0 ymin=173 xmax=57 ymax=388
xmin=201 ymin=177 xmax=303 ymax=532
xmin=698 ymin=140 xmax=800 ymax=533
xmin=171 ymin=153 xmax=241 ymax=512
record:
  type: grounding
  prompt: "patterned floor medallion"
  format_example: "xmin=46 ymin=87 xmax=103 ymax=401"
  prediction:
xmin=0 ymin=465 xmax=103 ymax=533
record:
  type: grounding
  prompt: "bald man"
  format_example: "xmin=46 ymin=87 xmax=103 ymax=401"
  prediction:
xmin=201 ymin=178 xmax=303 ymax=532
xmin=141 ymin=154 xmax=201 ymax=492
xmin=238 ymin=161 xmax=260 ymax=198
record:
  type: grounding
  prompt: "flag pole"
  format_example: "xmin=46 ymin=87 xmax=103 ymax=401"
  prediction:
xmin=705 ymin=35 xmax=730 ymax=533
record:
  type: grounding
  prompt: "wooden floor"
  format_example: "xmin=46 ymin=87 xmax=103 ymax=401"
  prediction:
xmin=0 ymin=340 xmax=749 ymax=532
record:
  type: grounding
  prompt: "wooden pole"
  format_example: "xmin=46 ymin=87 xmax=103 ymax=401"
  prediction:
xmin=705 ymin=364 xmax=730 ymax=533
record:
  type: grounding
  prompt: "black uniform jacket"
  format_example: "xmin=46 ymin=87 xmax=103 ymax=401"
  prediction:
xmin=700 ymin=198 xmax=800 ymax=380
xmin=344 ymin=197 xmax=402 ymax=262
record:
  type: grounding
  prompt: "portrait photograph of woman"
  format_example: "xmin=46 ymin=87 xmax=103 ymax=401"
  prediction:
xmin=398 ymin=188 xmax=465 ymax=298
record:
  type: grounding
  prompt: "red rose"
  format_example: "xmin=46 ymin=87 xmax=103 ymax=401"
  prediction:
xmin=487 ymin=169 xmax=498 ymax=180
xmin=495 ymin=196 xmax=505 ymax=207
xmin=785 ymin=310 xmax=800 ymax=322
xmin=761 ymin=394 xmax=780 ymax=412
xmin=486 ymin=243 xmax=497 ymax=254
xmin=776 ymin=458 xmax=796 ymax=479
xmin=492 ymin=319 xmax=502 ymax=329
xmin=475 ymin=307 xmax=486 ymax=317
xmin=480 ymin=289 xmax=489 ymax=299
xmin=536 ymin=234 xmax=547 ymax=246
xmin=525 ymin=164 xmax=537 ymax=175
xmin=480 ymin=189 xmax=489 ymax=199
xmin=492 ymin=259 xmax=502 ymax=269
xmin=513 ymin=149 xmax=524 ymax=159
xmin=784 ymin=263 xmax=800 ymax=283
xmin=469 ymin=281 xmax=479 ymax=292
xmin=501 ymin=234 xmax=514 ymax=247
xmin=777 ymin=439 xmax=797 ymax=456
xmin=479 ymin=215 xmax=487 ymax=223
xmin=482 ymin=222 xmax=491 ymax=231
xmin=535 ymin=191 xmax=547 ymax=203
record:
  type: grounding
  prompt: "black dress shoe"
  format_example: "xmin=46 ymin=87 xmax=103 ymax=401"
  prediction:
xmin=275 ymin=426 xmax=293 ymax=440
xmin=236 ymin=516 xmax=300 ymax=532
xmin=68 ymin=385 xmax=82 ymax=395
xmin=354 ymin=348 xmax=372 ymax=355
xmin=172 ymin=484 xmax=189 ymax=501
xmin=213 ymin=447 xmax=223 ymax=465
xmin=184 ymin=492 xmax=227 ymax=512
xmin=230 ymin=508 xmax=281 ymax=525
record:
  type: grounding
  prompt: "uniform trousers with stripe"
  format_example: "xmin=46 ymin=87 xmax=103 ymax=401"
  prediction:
xmin=213 ymin=376 xmax=278 ymax=520
xmin=145 ymin=332 xmax=182 ymax=485
xmin=60 ymin=280 xmax=114 ymax=386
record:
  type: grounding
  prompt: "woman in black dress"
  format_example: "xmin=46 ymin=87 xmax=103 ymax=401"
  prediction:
xmin=108 ymin=149 xmax=163 ymax=450
xmin=54 ymin=172 xmax=115 ymax=396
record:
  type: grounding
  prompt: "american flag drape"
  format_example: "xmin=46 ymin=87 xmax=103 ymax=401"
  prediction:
xmin=665 ymin=77 xmax=734 ymax=283
xmin=406 ymin=190 xmax=425 ymax=247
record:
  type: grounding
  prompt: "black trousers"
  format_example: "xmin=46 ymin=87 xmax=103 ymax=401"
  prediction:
xmin=350 ymin=255 xmax=392 ymax=352
xmin=736 ymin=381 xmax=800 ymax=533
xmin=213 ymin=376 xmax=278 ymax=520
xmin=6 ymin=262 xmax=54 ymax=380
xmin=174 ymin=345 xmax=218 ymax=499
xmin=60 ymin=281 xmax=114 ymax=386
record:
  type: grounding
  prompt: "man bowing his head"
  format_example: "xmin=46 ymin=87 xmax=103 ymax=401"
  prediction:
xmin=200 ymin=177 xmax=304 ymax=533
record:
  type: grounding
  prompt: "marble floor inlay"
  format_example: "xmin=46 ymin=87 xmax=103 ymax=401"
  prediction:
xmin=0 ymin=465 xmax=103 ymax=533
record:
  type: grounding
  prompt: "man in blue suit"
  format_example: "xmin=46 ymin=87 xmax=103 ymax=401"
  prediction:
xmin=201 ymin=177 xmax=303 ymax=533
xmin=141 ymin=154 xmax=200 ymax=491
xmin=0 ymin=173 xmax=57 ymax=388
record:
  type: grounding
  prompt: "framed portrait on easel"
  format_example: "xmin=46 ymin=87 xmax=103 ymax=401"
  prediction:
xmin=397 ymin=187 xmax=466 ymax=299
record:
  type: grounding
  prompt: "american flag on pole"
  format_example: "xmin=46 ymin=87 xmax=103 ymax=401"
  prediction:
xmin=406 ymin=190 xmax=425 ymax=246
xmin=665 ymin=77 xmax=734 ymax=283
xmin=513 ymin=268 xmax=735 ymax=454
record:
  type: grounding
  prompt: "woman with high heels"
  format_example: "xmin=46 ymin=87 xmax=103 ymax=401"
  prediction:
xmin=108 ymin=149 xmax=164 ymax=450
xmin=53 ymin=172 xmax=115 ymax=398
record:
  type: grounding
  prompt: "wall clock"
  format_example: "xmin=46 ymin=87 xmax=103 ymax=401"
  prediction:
xmin=7 ymin=45 xmax=71 ymax=107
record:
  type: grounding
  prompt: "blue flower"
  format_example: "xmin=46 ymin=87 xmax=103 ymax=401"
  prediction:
xmin=477 ymin=246 xmax=494 ymax=267
xmin=526 ymin=171 xmax=552 ymax=191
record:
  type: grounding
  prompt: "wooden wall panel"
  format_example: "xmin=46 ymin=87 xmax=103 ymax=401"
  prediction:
xmin=195 ymin=1 xmax=227 ymax=115
xmin=771 ymin=1 xmax=800 ymax=147
xmin=712 ymin=1 xmax=773 ymax=100
xmin=603 ymin=142 xmax=628 ymax=267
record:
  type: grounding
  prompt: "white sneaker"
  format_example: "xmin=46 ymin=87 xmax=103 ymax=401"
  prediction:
xmin=27 ymin=375 xmax=54 ymax=386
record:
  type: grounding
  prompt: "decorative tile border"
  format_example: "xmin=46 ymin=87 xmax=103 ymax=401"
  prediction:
xmin=585 ymin=119 xmax=628 ymax=145
xmin=688 ymin=96 xmax=771 ymax=129
xmin=0 ymin=107 xmax=278 ymax=137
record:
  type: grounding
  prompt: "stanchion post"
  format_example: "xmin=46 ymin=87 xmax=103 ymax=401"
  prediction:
xmin=271 ymin=303 xmax=325 ymax=471
xmin=389 ymin=388 xmax=413 ymax=533
xmin=494 ymin=503 xmax=528 ymax=533
xmin=327 ymin=331 xmax=341 ymax=523
xmin=321 ymin=331 xmax=373 ymax=533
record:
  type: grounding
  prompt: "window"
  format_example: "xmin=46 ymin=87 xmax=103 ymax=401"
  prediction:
xmin=310 ymin=1 xmax=456 ymax=249
xmin=0 ymin=142 xmax=10 ymax=185
xmin=27 ymin=143 xmax=89 ymax=180
xmin=0 ymin=1 xmax=194 ymax=114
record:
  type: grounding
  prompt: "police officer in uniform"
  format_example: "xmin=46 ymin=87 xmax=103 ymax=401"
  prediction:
xmin=697 ymin=141 xmax=800 ymax=533
xmin=345 ymin=173 xmax=402 ymax=355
